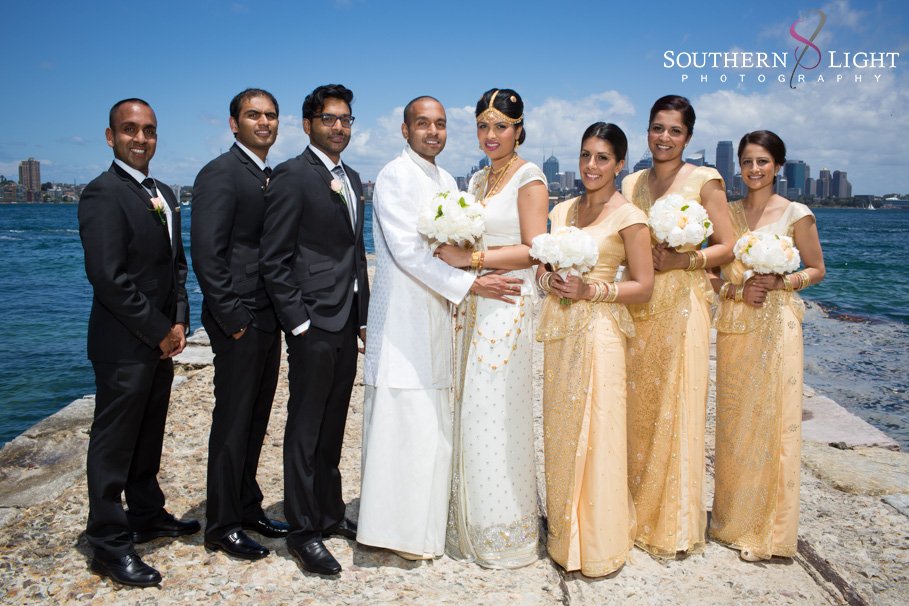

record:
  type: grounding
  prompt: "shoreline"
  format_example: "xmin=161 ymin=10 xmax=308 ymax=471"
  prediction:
xmin=1 ymin=308 xmax=907 ymax=603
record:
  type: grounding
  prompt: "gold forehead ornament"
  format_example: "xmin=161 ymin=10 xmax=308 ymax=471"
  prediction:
xmin=476 ymin=90 xmax=523 ymax=125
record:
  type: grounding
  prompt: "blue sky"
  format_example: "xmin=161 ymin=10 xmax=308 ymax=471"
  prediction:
xmin=1 ymin=0 xmax=907 ymax=194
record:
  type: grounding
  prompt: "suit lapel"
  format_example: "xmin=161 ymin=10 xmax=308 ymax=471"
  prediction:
xmin=304 ymin=148 xmax=355 ymax=238
xmin=109 ymin=164 xmax=173 ymax=252
xmin=231 ymin=144 xmax=268 ymax=189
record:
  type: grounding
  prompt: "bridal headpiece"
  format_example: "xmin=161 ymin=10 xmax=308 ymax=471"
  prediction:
xmin=476 ymin=90 xmax=523 ymax=125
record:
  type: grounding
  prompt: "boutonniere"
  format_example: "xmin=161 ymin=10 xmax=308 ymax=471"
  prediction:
xmin=149 ymin=196 xmax=167 ymax=226
xmin=330 ymin=178 xmax=347 ymax=204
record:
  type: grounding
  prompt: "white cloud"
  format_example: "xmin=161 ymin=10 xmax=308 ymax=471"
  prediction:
xmin=689 ymin=68 xmax=908 ymax=194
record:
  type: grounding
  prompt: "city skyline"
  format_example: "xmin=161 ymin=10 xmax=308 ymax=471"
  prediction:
xmin=1 ymin=1 xmax=907 ymax=195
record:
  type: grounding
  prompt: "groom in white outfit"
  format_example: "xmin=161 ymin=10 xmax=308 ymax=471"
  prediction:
xmin=356 ymin=96 xmax=520 ymax=559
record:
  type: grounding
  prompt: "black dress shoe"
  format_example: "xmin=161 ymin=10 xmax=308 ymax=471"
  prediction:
xmin=132 ymin=511 xmax=201 ymax=544
xmin=242 ymin=516 xmax=290 ymax=538
xmin=288 ymin=539 xmax=341 ymax=575
xmin=205 ymin=530 xmax=269 ymax=561
xmin=323 ymin=517 xmax=357 ymax=540
xmin=90 ymin=552 xmax=162 ymax=587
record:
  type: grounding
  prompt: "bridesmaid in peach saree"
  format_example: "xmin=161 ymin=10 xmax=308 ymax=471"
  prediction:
xmin=538 ymin=123 xmax=653 ymax=576
xmin=709 ymin=130 xmax=825 ymax=561
xmin=621 ymin=95 xmax=734 ymax=557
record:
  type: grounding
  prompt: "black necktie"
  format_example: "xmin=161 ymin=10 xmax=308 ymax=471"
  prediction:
xmin=141 ymin=177 xmax=156 ymax=192
xmin=264 ymin=166 xmax=272 ymax=177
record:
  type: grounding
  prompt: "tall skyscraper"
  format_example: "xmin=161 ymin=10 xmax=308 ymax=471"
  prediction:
xmin=832 ymin=170 xmax=852 ymax=198
xmin=543 ymin=154 xmax=559 ymax=184
xmin=783 ymin=160 xmax=809 ymax=199
xmin=19 ymin=157 xmax=41 ymax=202
xmin=817 ymin=169 xmax=831 ymax=199
xmin=715 ymin=141 xmax=734 ymax=196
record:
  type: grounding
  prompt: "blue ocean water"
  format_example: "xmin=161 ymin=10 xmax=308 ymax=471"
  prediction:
xmin=0 ymin=205 xmax=906 ymax=449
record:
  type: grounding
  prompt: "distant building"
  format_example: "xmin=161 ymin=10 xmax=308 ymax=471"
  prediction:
xmin=715 ymin=141 xmax=734 ymax=196
xmin=817 ymin=169 xmax=831 ymax=199
xmin=685 ymin=149 xmax=705 ymax=166
xmin=362 ymin=180 xmax=376 ymax=201
xmin=615 ymin=168 xmax=629 ymax=190
xmin=732 ymin=173 xmax=744 ymax=198
xmin=19 ymin=157 xmax=41 ymax=202
xmin=543 ymin=154 xmax=559 ymax=184
xmin=455 ymin=176 xmax=469 ymax=191
xmin=783 ymin=160 xmax=809 ymax=199
xmin=832 ymin=170 xmax=852 ymax=198
xmin=775 ymin=175 xmax=788 ymax=196
xmin=805 ymin=177 xmax=816 ymax=197
xmin=559 ymin=171 xmax=575 ymax=192
xmin=632 ymin=154 xmax=652 ymax=173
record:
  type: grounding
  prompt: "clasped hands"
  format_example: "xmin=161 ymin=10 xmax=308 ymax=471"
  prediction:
xmin=740 ymin=274 xmax=781 ymax=308
xmin=435 ymin=243 xmax=522 ymax=304
xmin=158 ymin=323 xmax=187 ymax=359
xmin=548 ymin=273 xmax=589 ymax=301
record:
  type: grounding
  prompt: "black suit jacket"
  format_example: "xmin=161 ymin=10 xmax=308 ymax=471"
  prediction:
xmin=191 ymin=143 xmax=277 ymax=335
xmin=78 ymin=163 xmax=189 ymax=363
xmin=260 ymin=147 xmax=369 ymax=333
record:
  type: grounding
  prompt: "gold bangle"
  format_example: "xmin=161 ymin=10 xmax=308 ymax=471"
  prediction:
xmin=470 ymin=251 xmax=480 ymax=269
xmin=796 ymin=270 xmax=810 ymax=290
xmin=590 ymin=281 xmax=602 ymax=302
xmin=734 ymin=285 xmax=744 ymax=302
xmin=686 ymin=251 xmax=698 ymax=271
xmin=538 ymin=271 xmax=553 ymax=293
xmin=782 ymin=274 xmax=793 ymax=292
xmin=719 ymin=282 xmax=732 ymax=300
xmin=477 ymin=251 xmax=485 ymax=271
xmin=697 ymin=250 xmax=707 ymax=269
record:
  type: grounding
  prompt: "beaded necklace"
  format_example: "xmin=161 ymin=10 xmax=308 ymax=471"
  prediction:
xmin=479 ymin=153 xmax=518 ymax=204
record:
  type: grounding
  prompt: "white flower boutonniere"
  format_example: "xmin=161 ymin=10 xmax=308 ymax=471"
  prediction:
xmin=330 ymin=178 xmax=347 ymax=204
xmin=149 ymin=196 xmax=167 ymax=226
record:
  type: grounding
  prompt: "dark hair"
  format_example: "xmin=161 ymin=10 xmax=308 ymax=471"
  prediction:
xmin=403 ymin=95 xmax=442 ymax=125
xmin=475 ymin=88 xmax=526 ymax=145
xmin=648 ymin=95 xmax=695 ymax=137
xmin=737 ymin=130 xmax=787 ymax=166
xmin=302 ymin=84 xmax=354 ymax=120
xmin=229 ymin=88 xmax=279 ymax=122
xmin=108 ymin=98 xmax=152 ymax=129
xmin=581 ymin=122 xmax=628 ymax=163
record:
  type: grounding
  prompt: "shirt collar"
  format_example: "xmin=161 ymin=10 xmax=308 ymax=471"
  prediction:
xmin=307 ymin=144 xmax=342 ymax=172
xmin=234 ymin=141 xmax=268 ymax=171
xmin=113 ymin=158 xmax=152 ymax=186
xmin=404 ymin=144 xmax=440 ymax=179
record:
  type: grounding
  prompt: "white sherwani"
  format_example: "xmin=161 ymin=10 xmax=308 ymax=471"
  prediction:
xmin=357 ymin=146 xmax=474 ymax=556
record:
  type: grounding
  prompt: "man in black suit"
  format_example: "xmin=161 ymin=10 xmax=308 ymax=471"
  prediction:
xmin=191 ymin=88 xmax=289 ymax=561
xmin=260 ymin=84 xmax=369 ymax=575
xmin=78 ymin=98 xmax=200 ymax=587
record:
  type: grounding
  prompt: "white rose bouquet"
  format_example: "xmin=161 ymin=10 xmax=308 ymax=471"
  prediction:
xmin=647 ymin=193 xmax=713 ymax=248
xmin=530 ymin=227 xmax=599 ymax=305
xmin=417 ymin=190 xmax=485 ymax=247
xmin=733 ymin=231 xmax=801 ymax=280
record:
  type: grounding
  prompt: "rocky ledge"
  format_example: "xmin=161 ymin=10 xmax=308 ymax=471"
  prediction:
xmin=0 ymin=323 xmax=906 ymax=605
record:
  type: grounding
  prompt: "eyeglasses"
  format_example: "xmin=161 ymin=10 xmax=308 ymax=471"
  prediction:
xmin=313 ymin=113 xmax=355 ymax=127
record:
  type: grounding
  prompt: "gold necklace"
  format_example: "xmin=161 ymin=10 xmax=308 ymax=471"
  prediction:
xmin=481 ymin=153 xmax=518 ymax=203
